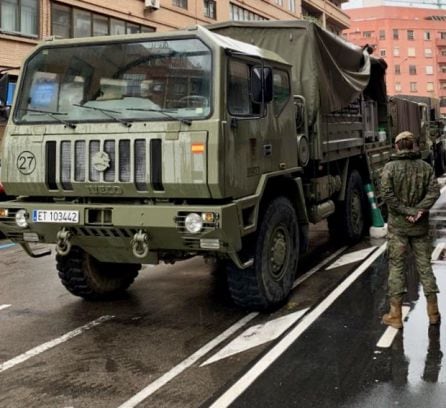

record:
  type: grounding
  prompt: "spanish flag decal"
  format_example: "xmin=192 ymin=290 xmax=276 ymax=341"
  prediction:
xmin=191 ymin=143 xmax=205 ymax=154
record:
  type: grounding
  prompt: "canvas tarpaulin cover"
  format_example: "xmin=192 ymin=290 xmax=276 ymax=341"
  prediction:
xmin=207 ymin=20 xmax=374 ymax=124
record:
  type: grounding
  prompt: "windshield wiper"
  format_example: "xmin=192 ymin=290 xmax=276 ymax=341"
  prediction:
xmin=18 ymin=108 xmax=76 ymax=129
xmin=73 ymin=104 xmax=132 ymax=128
xmin=126 ymin=108 xmax=192 ymax=126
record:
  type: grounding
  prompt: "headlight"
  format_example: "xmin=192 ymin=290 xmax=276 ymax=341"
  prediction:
xmin=185 ymin=213 xmax=203 ymax=234
xmin=15 ymin=209 xmax=29 ymax=228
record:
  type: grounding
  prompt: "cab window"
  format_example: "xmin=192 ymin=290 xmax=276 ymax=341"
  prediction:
xmin=273 ymin=69 xmax=290 ymax=115
xmin=228 ymin=59 xmax=260 ymax=116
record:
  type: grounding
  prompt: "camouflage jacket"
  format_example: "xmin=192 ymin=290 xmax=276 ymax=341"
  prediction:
xmin=381 ymin=150 xmax=440 ymax=236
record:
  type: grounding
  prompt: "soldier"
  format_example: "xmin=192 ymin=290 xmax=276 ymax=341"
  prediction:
xmin=381 ymin=131 xmax=441 ymax=329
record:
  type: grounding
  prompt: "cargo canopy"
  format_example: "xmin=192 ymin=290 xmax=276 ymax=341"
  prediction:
xmin=207 ymin=20 xmax=385 ymax=123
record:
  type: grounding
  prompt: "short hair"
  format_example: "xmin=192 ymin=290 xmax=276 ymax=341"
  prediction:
xmin=396 ymin=138 xmax=414 ymax=151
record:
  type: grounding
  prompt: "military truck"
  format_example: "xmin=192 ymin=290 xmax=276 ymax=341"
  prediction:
xmin=0 ymin=21 xmax=392 ymax=310
xmin=395 ymin=94 xmax=445 ymax=176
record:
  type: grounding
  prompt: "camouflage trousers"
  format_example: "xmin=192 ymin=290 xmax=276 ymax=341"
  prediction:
xmin=387 ymin=232 xmax=439 ymax=297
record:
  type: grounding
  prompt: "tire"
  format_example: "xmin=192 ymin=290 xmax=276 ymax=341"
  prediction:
xmin=56 ymin=246 xmax=140 ymax=300
xmin=328 ymin=170 xmax=368 ymax=243
xmin=226 ymin=197 xmax=299 ymax=310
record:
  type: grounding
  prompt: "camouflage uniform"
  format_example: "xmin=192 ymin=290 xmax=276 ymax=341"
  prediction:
xmin=381 ymin=150 xmax=440 ymax=297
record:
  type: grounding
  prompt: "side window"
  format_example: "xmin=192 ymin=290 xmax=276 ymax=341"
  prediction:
xmin=273 ymin=69 xmax=290 ymax=115
xmin=228 ymin=60 xmax=252 ymax=116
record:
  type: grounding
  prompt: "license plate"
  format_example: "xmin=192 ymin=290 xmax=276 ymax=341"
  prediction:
xmin=32 ymin=210 xmax=79 ymax=224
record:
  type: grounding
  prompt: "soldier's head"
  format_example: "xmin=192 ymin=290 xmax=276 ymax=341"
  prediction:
xmin=395 ymin=131 xmax=415 ymax=151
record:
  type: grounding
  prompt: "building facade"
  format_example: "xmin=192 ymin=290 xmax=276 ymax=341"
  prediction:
xmin=343 ymin=6 xmax=446 ymax=117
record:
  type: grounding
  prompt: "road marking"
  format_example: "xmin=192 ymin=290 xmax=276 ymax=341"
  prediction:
xmin=441 ymin=184 xmax=446 ymax=195
xmin=0 ymin=304 xmax=11 ymax=312
xmin=208 ymin=243 xmax=387 ymax=408
xmin=201 ymin=308 xmax=309 ymax=367
xmin=431 ymin=242 xmax=446 ymax=262
xmin=376 ymin=306 xmax=411 ymax=348
xmin=0 ymin=243 xmax=15 ymax=250
xmin=117 ymin=313 xmax=258 ymax=408
xmin=325 ymin=246 xmax=377 ymax=270
xmin=118 ymin=246 xmax=348 ymax=407
xmin=292 ymin=246 xmax=347 ymax=289
xmin=0 ymin=315 xmax=113 ymax=373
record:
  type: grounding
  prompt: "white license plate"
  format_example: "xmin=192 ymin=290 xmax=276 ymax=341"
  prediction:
xmin=32 ymin=210 xmax=79 ymax=224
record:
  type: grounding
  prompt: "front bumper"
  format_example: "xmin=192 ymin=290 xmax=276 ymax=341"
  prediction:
xmin=0 ymin=201 xmax=242 ymax=263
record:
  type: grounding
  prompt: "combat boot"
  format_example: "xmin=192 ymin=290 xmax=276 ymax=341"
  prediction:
xmin=426 ymin=294 xmax=441 ymax=325
xmin=382 ymin=297 xmax=403 ymax=329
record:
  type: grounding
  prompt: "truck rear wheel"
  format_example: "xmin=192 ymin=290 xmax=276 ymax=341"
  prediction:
xmin=226 ymin=197 xmax=299 ymax=310
xmin=328 ymin=170 xmax=367 ymax=243
xmin=56 ymin=247 xmax=140 ymax=300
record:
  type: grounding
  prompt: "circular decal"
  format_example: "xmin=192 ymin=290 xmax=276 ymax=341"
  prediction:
xmin=92 ymin=151 xmax=111 ymax=172
xmin=16 ymin=151 xmax=36 ymax=175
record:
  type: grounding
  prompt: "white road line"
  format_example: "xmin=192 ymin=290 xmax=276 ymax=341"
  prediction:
xmin=376 ymin=306 xmax=411 ymax=348
xmin=325 ymin=246 xmax=377 ymax=270
xmin=292 ymin=246 xmax=347 ymax=289
xmin=0 ymin=304 xmax=11 ymax=312
xmin=117 ymin=313 xmax=258 ymax=408
xmin=431 ymin=242 xmax=446 ymax=262
xmin=201 ymin=308 xmax=309 ymax=367
xmin=209 ymin=242 xmax=387 ymax=408
xmin=118 ymin=246 xmax=348 ymax=408
xmin=0 ymin=315 xmax=113 ymax=373
xmin=441 ymin=184 xmax=446 ymax=195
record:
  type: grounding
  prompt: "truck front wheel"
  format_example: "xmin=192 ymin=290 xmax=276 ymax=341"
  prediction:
xmin=56 ymin=247 xmax=140 ymax=300
xmin=226 ymin=197 xmax=299 ymax=310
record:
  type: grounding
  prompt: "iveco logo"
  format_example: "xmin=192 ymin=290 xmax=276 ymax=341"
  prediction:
xmin=92 ymin=151 xmax=110 ymax=172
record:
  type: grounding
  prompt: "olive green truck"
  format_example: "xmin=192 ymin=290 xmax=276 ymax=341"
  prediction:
xmin=0 ymin=21 xmax=392 ymax=310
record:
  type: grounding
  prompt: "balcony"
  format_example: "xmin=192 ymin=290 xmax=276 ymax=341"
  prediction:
xmin=302 ymin=0 xmax=350 ymax=29
xmin=437 ymin=55 xmax=446 ymax=64
xmin=438 ymin=72 xmax=446 ymax=80
xmin=435 ymin=38 xmax=446 ymax=47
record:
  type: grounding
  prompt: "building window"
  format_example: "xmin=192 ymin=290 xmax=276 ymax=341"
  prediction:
xmin=395 ymin=65 xmax=400 ymax=75
xmin=380 ymin=49 xmax=386 ymax=57
xmin=230 ymin=4 xmax=267 ymax=21
xmin=440 ymin=32 xmax=446 ymax=40
xmin=425 ymin=48 xmax=432 ymax=57
xmin=275 ymin=0 xmax=284 ymax=5
xmin=441 ymin=49 xmax=446 ymax=57
xmin=51 ymin=3 xmax=155 ymax=38
xmin=288 ymin=0 xmax=296 ymax=12
xmin=408 ymin=47 xmax=416 ymax=57
xmin=204 ymin=0 xmax=216 ymax=19
xmin=427 ymin=82 xmax=434 ymax=92
xmin=395 ymin=82 xmax=401 ymax=92
xmin=393 ymin=29 xmax=399 ymax=40
xmin=426 ymin=65 xmax=433 ymax=75
xmin=393 ymin=47 xmax=399 ymax=56
xmin=407 ymin=30 xmax=414 ymax=40
xmin=379 ymin=30 xmax=385 ymax=40
xmin=0 ymin=0 xmax=38 ymax=37
xmin=441 ymin=65 xmax=446 ymax=73
xmin=410 ymin=82 xmax=417 ymax=92
xmin=409 ymin=65 xmax=417 ymax=75
xmin=363 ymin=31 xmax=373 ymax=38
xmin=173 ymin=0 xmax=187 ymax=8
xmin=424 ymin=31 xmax=431 ymax=40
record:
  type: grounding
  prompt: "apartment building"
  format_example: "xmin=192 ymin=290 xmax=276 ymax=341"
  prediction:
xmin=343 ymin=6 xmax=446 ymax=117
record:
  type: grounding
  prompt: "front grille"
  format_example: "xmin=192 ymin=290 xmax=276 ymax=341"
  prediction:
xmin=45 ymin=139 xmax=158 ymax=192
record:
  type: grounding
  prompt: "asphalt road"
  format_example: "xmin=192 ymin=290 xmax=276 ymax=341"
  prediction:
xmin=1 ymin=194 xmax=446 ymax=408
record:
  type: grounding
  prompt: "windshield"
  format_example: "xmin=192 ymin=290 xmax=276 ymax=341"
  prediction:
xmin=14 ymin=38 xmax=212 ymax=124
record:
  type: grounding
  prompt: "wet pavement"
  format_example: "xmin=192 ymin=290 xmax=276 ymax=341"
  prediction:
xmin=1 ymin=190 xmax=446 ymax=407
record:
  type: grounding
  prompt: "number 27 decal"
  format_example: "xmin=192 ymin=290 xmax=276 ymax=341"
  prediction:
xmin=16 ymin=151 xmax=36 ymax=175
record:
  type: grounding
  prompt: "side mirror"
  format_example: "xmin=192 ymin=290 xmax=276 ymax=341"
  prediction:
xmin=250 ymin=66 xmax=273 ymax=104
xmin=0 ymin=74 xmax=9 ymax=108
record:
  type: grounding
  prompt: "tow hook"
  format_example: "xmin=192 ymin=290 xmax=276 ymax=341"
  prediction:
xmin=131 ymin=230 xmax=149 ymax=259
xmin=56 ymin=227 xmax=73 ymax=256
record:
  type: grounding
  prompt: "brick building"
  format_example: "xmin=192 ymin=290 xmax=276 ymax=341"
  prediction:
xmin=343 ymin=6 xmax=446 ymax=117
